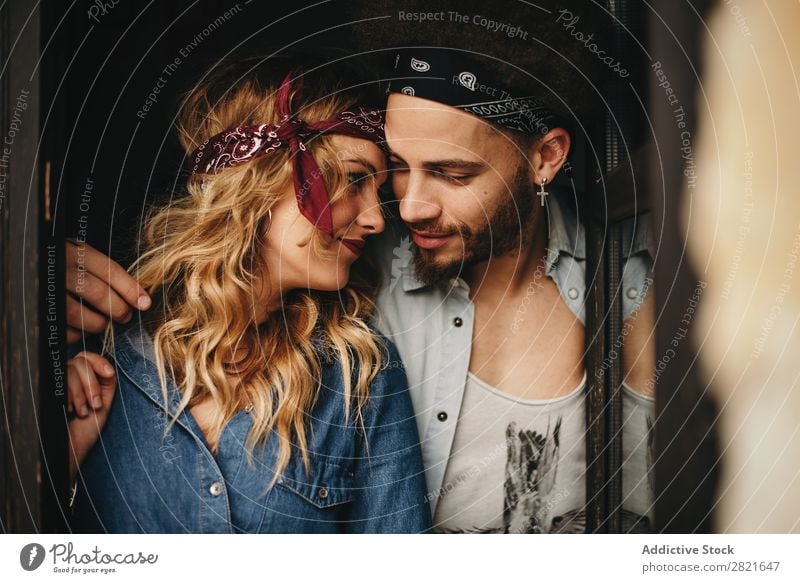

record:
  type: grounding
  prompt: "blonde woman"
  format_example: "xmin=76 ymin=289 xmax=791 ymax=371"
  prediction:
xmin=66 ymin=56 xmax=430 ymax=533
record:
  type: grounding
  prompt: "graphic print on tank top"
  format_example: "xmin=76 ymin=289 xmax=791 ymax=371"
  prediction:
xmin=432 ymin=372 xmax=655 ymax=534
xmin=503 ymin=417 xmax=566 ymax=533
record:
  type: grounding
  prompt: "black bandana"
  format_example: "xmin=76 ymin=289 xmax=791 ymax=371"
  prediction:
xmin=387 ymin=47 xmax=563 ymax=135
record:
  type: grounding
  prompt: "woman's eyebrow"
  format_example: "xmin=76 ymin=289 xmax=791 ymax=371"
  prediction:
xmin=341 ymin=157 xmax=377 ymax=175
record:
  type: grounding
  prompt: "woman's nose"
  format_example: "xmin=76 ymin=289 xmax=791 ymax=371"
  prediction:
xmin=358 ymin=198 xmax=385 ymax=235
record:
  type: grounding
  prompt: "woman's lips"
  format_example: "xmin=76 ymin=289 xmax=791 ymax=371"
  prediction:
xmin=340 ymin=238 xmax=365 ymax=256
xmin=411 ymin=230 xmax=453 ymax=250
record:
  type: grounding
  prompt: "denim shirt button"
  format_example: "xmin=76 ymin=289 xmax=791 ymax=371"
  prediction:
xmin=568 ymin=288 xmax=579 ymax=300
xmin=209 ymin=481 xmax=224 ymax=497
xmin=437 ymin=411 xmax=448 ymax=422
xmin=626 ymin=287 xmax=639 ymax=299
xmin=318 ymin=486 xmax=329 ymax=499
xmin=453 ymin=317 xmax=463 ymax=327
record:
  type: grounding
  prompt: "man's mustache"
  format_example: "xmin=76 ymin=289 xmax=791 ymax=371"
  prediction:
xmin=404 ymin=220 xmax=468 ymax=238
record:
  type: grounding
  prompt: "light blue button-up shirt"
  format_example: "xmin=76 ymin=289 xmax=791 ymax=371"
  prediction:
xmin=367 ymin=185 xmax=654 ymax=517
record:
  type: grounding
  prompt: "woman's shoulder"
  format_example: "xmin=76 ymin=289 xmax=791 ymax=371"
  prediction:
xmin=312 ymin=322 xmax=406 ymax=391
xmin=363 ymin=327 xmax=409 ymax=404
xmin=373 ymin=329 xmax=406 ymax=377
xmin=312 ymin=318 xmax=402 ymax=360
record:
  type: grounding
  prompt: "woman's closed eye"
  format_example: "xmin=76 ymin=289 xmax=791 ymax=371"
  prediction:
xmin=347 ymin=172 xmax=370 ymax=193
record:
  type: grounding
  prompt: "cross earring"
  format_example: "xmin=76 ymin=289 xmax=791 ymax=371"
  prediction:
xmin=537 ymin=177 xmax=549 ymax=207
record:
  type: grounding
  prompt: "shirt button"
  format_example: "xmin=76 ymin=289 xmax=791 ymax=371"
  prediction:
xmin=626 ymin=287 xmax=639 ymax=299
xmin=453 ymin=317 xmax=463 ymax=327
xmin=568 ymin=288 xmax=579 ymax=300
xmin=209 ymin=481 xmax=223 ymax=497
xmin=437 ymin=411 xmax=448 ymax=422
xmin=318 ymin=486 xmax=329 ymax=499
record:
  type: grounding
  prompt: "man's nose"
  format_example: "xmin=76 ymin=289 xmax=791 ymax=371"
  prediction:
xmin=397 ymin=171 xmax=441 ymax=224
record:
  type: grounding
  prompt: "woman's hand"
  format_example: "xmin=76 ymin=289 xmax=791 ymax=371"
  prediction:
xmin=67 ymin=351 xmax=117 ymax=482
xmin=66 ymin=240 xmax=151 ymax=343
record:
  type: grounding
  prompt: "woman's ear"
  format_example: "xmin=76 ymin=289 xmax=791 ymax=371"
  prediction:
xmin=529 ymin=128 xmax=571 ymax=184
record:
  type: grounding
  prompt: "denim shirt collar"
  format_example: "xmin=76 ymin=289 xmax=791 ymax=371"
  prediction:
xmin=401 ymin=185 xmax=586 ymax=292
xmin=111 ymin=324 xmax=189 ymax=418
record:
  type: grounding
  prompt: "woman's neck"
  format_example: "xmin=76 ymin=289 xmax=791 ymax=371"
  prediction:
xmin=253 ymin=277 xmax=286 ymax=325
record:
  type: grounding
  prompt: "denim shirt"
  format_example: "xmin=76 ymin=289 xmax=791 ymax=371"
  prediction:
xmin=367 ymin=185 xmax=654 ymax=517
xmin=71 ymin=324 xmax=431 ymax=533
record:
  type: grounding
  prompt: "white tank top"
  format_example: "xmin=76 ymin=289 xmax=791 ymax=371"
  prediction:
xmin=432 ymin=371 xmax=655 ymax=533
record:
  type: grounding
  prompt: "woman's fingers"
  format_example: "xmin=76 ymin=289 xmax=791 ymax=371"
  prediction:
xmin=68 ymin=352 xmax=115 ymax=416
xmin=65 ymin=240 xmax=151 ymax=324
xmin=67 ymin=360 xmax=89 ymax=418
xmin=83 ymin=352 xmax=117 ymax=410
xmin=94 ymin=359 xmax=117 ymax=410
xmin=67 ymin=355 xmax=116 ymax=482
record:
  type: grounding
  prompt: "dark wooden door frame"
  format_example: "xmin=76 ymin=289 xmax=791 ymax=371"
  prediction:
xmin=1 ymin=0 xmax=69 ymax=534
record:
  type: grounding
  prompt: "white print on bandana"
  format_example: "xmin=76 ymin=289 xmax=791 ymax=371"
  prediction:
xmin=410 ymin=57 xmax=430 ymax=72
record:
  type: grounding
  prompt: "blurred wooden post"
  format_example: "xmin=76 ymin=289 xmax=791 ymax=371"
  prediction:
xmin=649 ymin=0 xmax=718 ymax=533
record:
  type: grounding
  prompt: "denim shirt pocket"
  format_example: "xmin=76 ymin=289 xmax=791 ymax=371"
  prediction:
xmin=260 ymin=454 xmax=357 ymax=532
xmin=275 ymin=454 xmax=356 ymax=509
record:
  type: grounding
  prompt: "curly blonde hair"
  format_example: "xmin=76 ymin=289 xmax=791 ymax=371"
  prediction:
xmin=122 ymin=56 xmax=385 ymax=488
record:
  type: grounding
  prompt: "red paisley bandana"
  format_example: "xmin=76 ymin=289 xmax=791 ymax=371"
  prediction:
xmin=187 ymin=72 xmax=385 ymax=236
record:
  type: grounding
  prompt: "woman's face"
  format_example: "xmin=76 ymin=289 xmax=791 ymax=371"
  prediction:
xmin=260 ymin=135 xmax=388 ymax=305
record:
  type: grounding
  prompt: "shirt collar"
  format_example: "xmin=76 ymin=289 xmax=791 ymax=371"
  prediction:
xmin=113 ymin=323 xmax=187 ymax=416
xmin=544 ymin=184 xmax=586 ymax=272
xmin=401 ymin=184 xmax=586 ymax=292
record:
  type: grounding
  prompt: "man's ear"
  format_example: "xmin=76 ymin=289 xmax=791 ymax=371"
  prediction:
xmin=529 ymin=128 xmax=571 ymax=184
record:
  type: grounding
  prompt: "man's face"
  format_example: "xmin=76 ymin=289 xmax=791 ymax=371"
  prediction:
xmin=384 ymin=93 xmax=537 ymax=285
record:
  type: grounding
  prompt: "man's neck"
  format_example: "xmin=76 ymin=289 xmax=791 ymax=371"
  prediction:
xmin=464 ymin=206 xmax=549 ymax=298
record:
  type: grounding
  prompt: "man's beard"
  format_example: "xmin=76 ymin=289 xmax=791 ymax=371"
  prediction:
xmin=410 ymin=165 xmax=537 ymax=286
